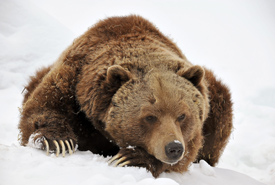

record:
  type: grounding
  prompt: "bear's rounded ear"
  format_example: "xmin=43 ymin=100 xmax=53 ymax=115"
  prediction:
xmin=106 ymin=65 xmax=132 ymax=86
xmin=177 ymin=65 xmax=205 ymax=86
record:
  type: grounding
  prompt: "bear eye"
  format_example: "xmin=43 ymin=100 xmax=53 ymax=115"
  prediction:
xmin=145 ymin=116 xmax=157 ymax=124
xmin=177 ymin=114 xmax=186 ymax=121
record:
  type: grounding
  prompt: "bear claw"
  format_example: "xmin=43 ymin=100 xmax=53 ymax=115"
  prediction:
xmin=118 ymin=161 xmax=131 ymax=167
xmin=59 ymin=140 xmax=65 ymax=157
xmin=69 ymin=139 xmax=75 ymax=153
xmin=108 ymin=153 xmax=122 ymax=165
xmin=53 ymin=140 xmax=60 ymax=157
xmin=108 ymin=151 xmax=135 ymax=167
xmin=44 ymin=139 xmax=50 ymax=156
xmin=114 ymin=156 xmax=128 ymax=167
xmin=65 ymin=140 xmax=73 ymax=155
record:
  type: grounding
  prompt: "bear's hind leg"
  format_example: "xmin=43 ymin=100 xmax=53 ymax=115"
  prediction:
xmin=196 ymin=69 xmax=233 ymax=166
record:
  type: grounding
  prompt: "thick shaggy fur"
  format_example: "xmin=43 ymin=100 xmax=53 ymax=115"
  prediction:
xmin=19 ymin=15 xmax=233 ymax=177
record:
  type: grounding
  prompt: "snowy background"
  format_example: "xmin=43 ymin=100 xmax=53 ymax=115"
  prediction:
xmin=0 ymin=0 xmax=274 ymax=184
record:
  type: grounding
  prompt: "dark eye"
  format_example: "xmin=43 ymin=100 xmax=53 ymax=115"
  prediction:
xmin=177 ymin=114 xmax=186 ymax=121
xmin=145 ymin=116 xmax=157 ymax=124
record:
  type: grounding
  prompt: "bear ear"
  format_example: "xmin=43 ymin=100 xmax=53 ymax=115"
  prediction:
xmin=106 ymin=65 xmax=132 ymax=86
xmin=177 ymin=65 xmax=205 ymax=86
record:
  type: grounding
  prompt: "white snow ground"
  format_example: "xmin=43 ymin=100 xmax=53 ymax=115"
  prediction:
xmin=0 ymin=0 xmax=274 ymax=184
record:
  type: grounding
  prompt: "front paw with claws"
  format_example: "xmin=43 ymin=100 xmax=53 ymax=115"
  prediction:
xmin=43 ymin=138 xmax=76 ymax=157
xmin=28 ymin=132 xmax=77 ymax=157
xmin=108 ymin=147 xmax=167 ymax=177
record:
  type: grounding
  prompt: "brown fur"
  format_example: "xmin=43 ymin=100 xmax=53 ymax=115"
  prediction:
xmin=195 ymin=69 xmax=233 ymax=165
xmin=19 ymin=15 xmax=233 ymax=177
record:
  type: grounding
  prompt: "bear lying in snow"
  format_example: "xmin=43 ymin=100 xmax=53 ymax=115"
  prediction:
xmin=19 ymin=15 xmax=233 ymax=177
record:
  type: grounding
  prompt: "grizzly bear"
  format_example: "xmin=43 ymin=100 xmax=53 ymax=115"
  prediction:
xmin=19 ymin=15 xmax=233 ymax=177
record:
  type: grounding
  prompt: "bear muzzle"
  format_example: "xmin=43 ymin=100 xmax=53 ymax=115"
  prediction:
xmin=165 ymin=140 xmax=184 ymax=162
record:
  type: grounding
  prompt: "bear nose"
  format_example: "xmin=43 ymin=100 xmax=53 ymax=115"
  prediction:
xmin=165 ymin=141 xmax=184 ymax=161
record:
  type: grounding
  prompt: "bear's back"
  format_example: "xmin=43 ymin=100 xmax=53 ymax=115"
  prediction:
xmin=82 ymin=15 xmax=185 ymax=59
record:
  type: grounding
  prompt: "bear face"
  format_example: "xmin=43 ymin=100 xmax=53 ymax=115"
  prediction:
xmin=103 ymin=64 xmax=207 ymax=165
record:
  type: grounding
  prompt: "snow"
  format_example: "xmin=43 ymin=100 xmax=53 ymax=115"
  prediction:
xmin=174 ymin=140 xmax=182 ymax=144
xmin=0 ymin=0 xmax=274 ymax=184
xmin=0 ymin=144 xmax=265 ymax=185
xmin=199 ymin=160 xmax=215 ymax=177
xmin=27 ymin=133 xmax=44 ymax=149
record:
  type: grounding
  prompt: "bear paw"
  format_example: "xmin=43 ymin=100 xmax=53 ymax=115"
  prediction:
xmin=28 ymin=132 xmax=77 ymax=157
xmin=108 ymin=147 xmax=165 ymax=177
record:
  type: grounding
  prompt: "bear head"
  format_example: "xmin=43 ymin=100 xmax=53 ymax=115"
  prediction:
xmin=100 ymin=63 xmax=209 ymax=165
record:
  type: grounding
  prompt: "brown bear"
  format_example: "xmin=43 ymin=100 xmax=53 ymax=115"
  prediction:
xmin=19 ymin=15 xmax=233 ymax=177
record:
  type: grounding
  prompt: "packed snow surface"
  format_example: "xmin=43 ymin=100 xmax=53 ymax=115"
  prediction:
xmin=0 ymin=0 xmax=274 ymax=184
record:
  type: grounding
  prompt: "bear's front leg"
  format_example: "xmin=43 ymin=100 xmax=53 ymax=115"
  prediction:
xmin=108 ymin=147 xmax=169 ymax=177
xmin=19 ymin=64 xmax=80 ymax=157
xmin=21 ymin=110 xmax=78 ymax=157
